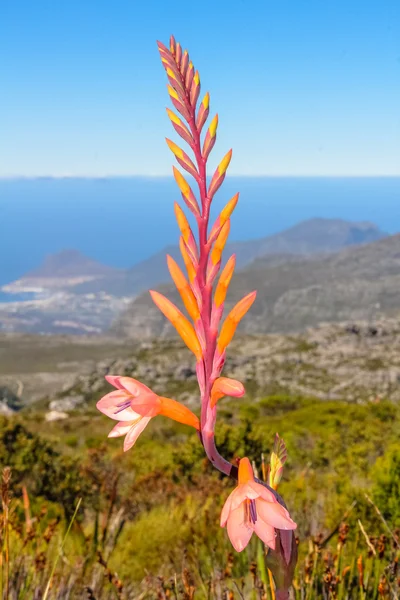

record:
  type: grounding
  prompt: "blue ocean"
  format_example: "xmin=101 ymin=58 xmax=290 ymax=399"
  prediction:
xmin=0 ymin=176 xmax=399 ymax=289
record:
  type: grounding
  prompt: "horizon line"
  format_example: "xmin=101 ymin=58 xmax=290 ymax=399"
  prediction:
xmin=1 ymin=173 xmax=400 ymax=180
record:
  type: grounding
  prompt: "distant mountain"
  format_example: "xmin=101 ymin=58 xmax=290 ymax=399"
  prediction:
xmin=72 ymin=219 xmax=386 ymax=297
xmin=230 ymin=218 xmax=385 ymax=261
xmin=2 ymin=249 xmax=121 ymax=293
xmin=0 ymin=219 xmax=389 ymax=335
xmin=112 ymin=233 xmax=400 ymax=339
xmin=26 ymin=249 xmax=117 ymax=279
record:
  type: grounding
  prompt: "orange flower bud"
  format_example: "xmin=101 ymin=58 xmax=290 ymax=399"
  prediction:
xmin=210 ymin=377 xmax=245 ymax=408
xmin=202 ymin=114 xmax=218 ymax=159
xmin=214 ymin=255 xmax=236 ymax=307
xmin=166 ymin=139 xmax=198 ymax=180
xmin=211 ymin=220 xmax=230 ymax=265
xmin=208 ymin=149 xmax=232 ymax=198
xmin=173 ymin=167 xmax=201 ymax=217
xmin=238 ymin=457 xmax=254 ymax=484
xmin=217 ymin=291 xmax=257 ymax=352
xmin=179 ymin=237 xmax=197 ymax=282
xmin=220 ymin=193 xmax=239 ymax=225
xmin=174 ymin=202 xmax=190 ymax=242
xmin=150 ymin=291 xmax=202 ymax=360
xmin=167 ymin=255 xmax=200 ymax=321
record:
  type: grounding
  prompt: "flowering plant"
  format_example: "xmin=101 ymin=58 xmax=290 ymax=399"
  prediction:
xmin=97 ymin=35 xmax=297 ymax=598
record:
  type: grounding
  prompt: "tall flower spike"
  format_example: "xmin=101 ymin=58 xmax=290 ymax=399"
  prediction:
xmin=98 ymin=37 xmax=298 ymax=596
xmin=149 ymin=290 xmax=202 ymax=361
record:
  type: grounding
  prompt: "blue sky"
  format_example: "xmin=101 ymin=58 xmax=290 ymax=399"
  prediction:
xmin=1 ymin=0 xmax=399 ymax=177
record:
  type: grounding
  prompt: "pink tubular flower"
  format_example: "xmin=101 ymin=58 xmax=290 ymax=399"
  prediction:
xmin=220 ymin=457 xmax=296 ymax=552
xmin=97 ymin=375 xmax=199 ymax=452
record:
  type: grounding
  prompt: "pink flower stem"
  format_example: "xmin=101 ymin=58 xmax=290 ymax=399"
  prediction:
xmin=167 ymin=49 xmax=228 ymax=473
xmin=171 ymin=49 xmax=292 ymax=502
xmin=186 ymin=111 xmax=234 ymax=475
xmin=176 ymin=87 xmax=291 ymax=498
xmin=163 ymin=40 xmax=296 ymax=597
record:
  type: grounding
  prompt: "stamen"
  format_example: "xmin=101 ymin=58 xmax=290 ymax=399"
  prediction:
xmin=249 ymin=499 xmax=257 ymax=524
xmin=244 ymin=499 xmax=257 ymax=525
xmin=114 ymin=399 xmax=132 ymax=414
xmin=245 ymin=501 xmax=250 ymax=523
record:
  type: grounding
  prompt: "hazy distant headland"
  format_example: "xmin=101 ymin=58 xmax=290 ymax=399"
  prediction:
xmin=1 ymin=176 xmax=399 ymax=335
xmin=1 ymin=176 xmax=399 ymax=287
xmin=0 ymin=215 xmax=396 ymax=335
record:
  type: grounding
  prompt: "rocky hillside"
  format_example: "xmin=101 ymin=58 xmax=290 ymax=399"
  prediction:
xmin=112 ymin=233 xmax=400 ymax=339
xmin=0 ymin=291 xmax=130 ymax=334
xmin=39 ymin=317 xmax=400 ymax=420
xmin=2 ymin=316 xmax=400 ymax=419
xmin=0 ymin=333 xmax=135 ymax=405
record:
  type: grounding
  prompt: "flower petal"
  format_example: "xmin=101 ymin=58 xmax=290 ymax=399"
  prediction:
xmin=248 ymin=481 xmax=277 ymax=502
xmin=230 ymin=484 xmax=260 ymax=511
xmin=100 ymin=389 xmax=130 ymax=403
xmin=123 ymin=417 xmax=152 ymax=451
xmin=254 ymin=519 xmax=276 ymax=550
xmin=108 ymin=420 xmax=139 ymax=438
xmin=256 ymin=498 xmax=297 ymax=531
xmin=220 ymin=490 xmax=235 ymax=527
xmin=159 ymin=396 xmax=200 ymax=429
xmin=281 ymin=530 xmax=294 ymax=565
xmin=130 ymin=393 xmax=161 ymax=417
xmin=118 ymin=377 xmax=154 ymax=397
xmin=226 ymin=505 xmax=253 ymax=552
xmin=105 ymin=375 xmax=125 ymax=390
xmin=97 ymin=392 xmax=141 ymax=421
xmin=238 ymin=457 xmax=255 ymax=485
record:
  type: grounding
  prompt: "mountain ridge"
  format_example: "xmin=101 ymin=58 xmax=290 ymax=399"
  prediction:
xmin=71 ymin=218 xmax=386 ymax=297
xmin=0 ymin=218 xmax=390 ymax=335
xmin=112 ymin=232 xmax=400 ymax=339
